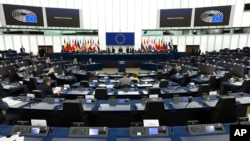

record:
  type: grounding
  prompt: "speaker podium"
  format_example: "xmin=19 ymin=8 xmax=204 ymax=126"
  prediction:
xmin=118 ymin=61 xmax=126 ymax=72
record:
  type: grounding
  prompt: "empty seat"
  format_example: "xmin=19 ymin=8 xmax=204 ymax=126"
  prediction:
xmin=159 ymin=80 xmax=169 ymax=88
xmin=94 ymin=88 xmax=109 ymax=100
xmin=210 ymin=96 xmax=237 ymax=123
xmin=195 ymin=84 xmax=210 ymax=97
xmin=62 ymin=100 xmax=86 ymax=126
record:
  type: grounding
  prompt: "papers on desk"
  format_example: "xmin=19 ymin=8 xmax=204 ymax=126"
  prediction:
xmin=0 ymin=134 xmax=24 ymax=141
xmin=3 ymin=85 xmax=12 ymax=89
xmin=98 ymin=84 xmax=114 ymax=88
xmin=2 ymin=97 xmax=22 ymax=107
xmin=53 ymin=87 xmax=62 ymax=94
xmin=118 ymin=91 xmax=139 ymax=95
xmin=99 ymin=104 xmax=130 ymax=111
xmin=137 ymin=83 xmax=153 ymax=87
xmin=232 ymin=81 xmax=243 ymax=86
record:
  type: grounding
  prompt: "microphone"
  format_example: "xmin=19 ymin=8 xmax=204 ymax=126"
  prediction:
xmin=184 ymin=96 xmax=192 ymax=108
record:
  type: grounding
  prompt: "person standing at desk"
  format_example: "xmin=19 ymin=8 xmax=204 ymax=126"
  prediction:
xmin=107 ymin=47 xmax=111 ymax=53
xmin=119 ymin=72 xmax=131 ymax=88
xmin=20 ymin=45 xmax=25 ymax=53
xmin=37 ymin=77 xmax=54 ymax=97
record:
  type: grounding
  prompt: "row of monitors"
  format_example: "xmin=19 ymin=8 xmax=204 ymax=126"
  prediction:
xmin=0 ymin=4 xmax=80 ymax=27
xmin=159 ymin=5 xmax=231 ymax=27
xmin=0 ymin=4 xmax=231 ymax=28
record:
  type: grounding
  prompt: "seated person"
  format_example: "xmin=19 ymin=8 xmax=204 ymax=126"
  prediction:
xmin=132 ymin=73 xmax=139 ymax=83
xmin=37 ymin=77 xmax=54 ymax=97
xmin=73 ymin=58 xmax=78 ymax=64
xmin=0 ymin=97 xmax=20 ymax=124
xmin=32 ymin=65 xmax=38 ymax=77
xmin=47 ymin=67 xmax=57 ymax=80
xmin=11 ymin=68 xmax=22 ymax=82
xmin=119 ymin=72 xmax=131 ymax=88
xmin=14 ymin=59 xmax=20 ymax=69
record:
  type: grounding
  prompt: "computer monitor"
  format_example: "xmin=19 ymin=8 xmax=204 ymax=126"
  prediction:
xmin=118 ymin=99 xmax=125 ymax=104
xmin=85 ymin=99 xmax=92 ymax=104
xmin=89 ymin=128 xmax=99 ymax=135
xmin=205 ymin=125 xmax=215 ymax=133
xmin=30 ymin=127 xmax=40 ymax=135
xmin=148 ymin=127 xmax=159 ymax=135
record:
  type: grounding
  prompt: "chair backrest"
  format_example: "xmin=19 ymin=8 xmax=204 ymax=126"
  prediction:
xmin=29 ymin=77 xmax=37 ymax=92
xmin=62 ymin=100 xmax=85 ymax=126
xmin=144 ymin=100 xmax=165 ymax=119
xmin=212 ymin=96 xmax=237 ymax=123
xmin=0 ymin=83 xmax=7 ymax=97
xmin=240 ymin=80 xmax=250 ymax=93
xmin=208 ymin=75 xmax=216 ymax=90
xmin=8 ymin=70 xmax=15 ymax=82
xmin=32 ymin=90 xmax=45 ymax=98
xmin=80 ymin=80 xmax=90 ymax=87
xmin=179 ymin=73 xmax=190 ymax=86
xmin=148 ymin=87 xmax=161 ymax=97
xmin=196 ymin=84 xmax=210 ymax=97
xmin=94 ymin=88 xmax=109 ymax=100
xmin=159 ymin=80 xmax=169 ymax=88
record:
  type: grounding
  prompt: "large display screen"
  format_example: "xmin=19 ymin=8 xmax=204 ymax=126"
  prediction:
xmin=45 ymin=8 xmax=80 ymax=27
xmin=159 ymin=8 xmax=192 ymax=27
xmin=194 ymin=5 xmax=231 ymax=26
xmin=106 ymin=32 xmax=135 ymax=46
xmin=3 ymin=4 xmax=44 ymax=26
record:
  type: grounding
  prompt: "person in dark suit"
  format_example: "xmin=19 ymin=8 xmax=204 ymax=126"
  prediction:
xmin=20 ymin=45 xmax=25 ymax=53
xmin=32 ymin=65 xmax=38 ymax=77
xmin=112 ymin=47 xmax=115 ymax=53
xmin=14 ymin=59 xmax=20 ymax=69
xmin=11 ymin=68 xmax=22 ymax=82
xmin=107 ymin=47 xmax=111 ymax=53
xmin=126 ymin=47 xmax=130 ymax=53
xmin=0 ymin=97 xmax=20 ymax=124
xmin=118 ymin=47 xmax=123 ymax=53
xmin=37 ymin=77 xmax=54 ymax=97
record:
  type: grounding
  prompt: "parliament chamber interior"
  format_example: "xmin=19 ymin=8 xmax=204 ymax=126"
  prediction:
xmin=1 ymin=0 xmax=250 ymax=141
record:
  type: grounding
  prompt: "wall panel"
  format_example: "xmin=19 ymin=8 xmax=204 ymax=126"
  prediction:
xmin=105 ymin=0 xmax=113 ymax=32
xmin=20 ymin=36 xmax=30 ymax=53
xmin=177 ymin=36 xmax=185 ymax=52
xmin=29 ymin=36 xmax=38 ymax=55
xmin=238 ymin=34 xmax=248 ymax=48
xmin=222 ymin=35 xmax=231 ymax=49
xmin=230 ymin=34 xmax=239 ymax=49
xmin=214 ymin=35 xmax=223 ymax=51
xmin=12 ymin=35 xmax=21 ymax=52
xmin=207 ymin=35 xmax=215 ymax=52
xmin=200 ymin=35 xmax=208 ymax=53
xmin=4 ymin=35 xmax=14 ymax=50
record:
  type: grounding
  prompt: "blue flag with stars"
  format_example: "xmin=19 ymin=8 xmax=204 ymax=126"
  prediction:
xmin=106 ymin=32 xmax=135 ymax=46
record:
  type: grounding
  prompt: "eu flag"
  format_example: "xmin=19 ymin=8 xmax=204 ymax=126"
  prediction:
xmin=106 ymin=32 xmax=135 ymax=46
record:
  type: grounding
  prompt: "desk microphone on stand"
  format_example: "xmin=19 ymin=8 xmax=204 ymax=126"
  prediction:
xmin=184 ymin=96 xmax=192 ymax=108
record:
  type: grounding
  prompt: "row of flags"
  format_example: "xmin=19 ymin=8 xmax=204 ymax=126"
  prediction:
xmin=63 ymin=39 xmax=100 ymax=52
xmin=141 ymin=38 xmax=173 ymax=51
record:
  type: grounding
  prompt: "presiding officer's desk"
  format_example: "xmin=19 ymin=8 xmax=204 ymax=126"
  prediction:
xmin=0 ymin=123 xmax=231 ymax=141
xmin=3 ymin=94 xmax=250 ymax=127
